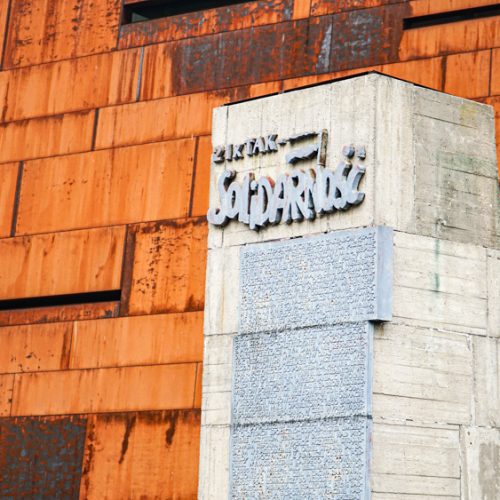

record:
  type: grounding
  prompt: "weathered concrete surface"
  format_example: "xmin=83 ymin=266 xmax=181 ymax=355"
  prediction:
xmin=461 ymin=427 xmax=500 ymax=500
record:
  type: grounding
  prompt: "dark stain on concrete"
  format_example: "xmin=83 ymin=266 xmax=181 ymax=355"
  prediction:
xmin=479 ymin=441 xmax=500 ymax=499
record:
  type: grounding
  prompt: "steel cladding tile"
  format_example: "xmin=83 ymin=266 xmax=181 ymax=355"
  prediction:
xmin=0 ymin=415 xmax=87 ymax=499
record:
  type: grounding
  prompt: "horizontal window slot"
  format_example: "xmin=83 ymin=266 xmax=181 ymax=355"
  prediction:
xmin=122 ymin=0 xmax=252 ymax=24
xmin=404 ymin=4 xmax=500 ymax=30
xmin=0 ymin=290 xmax=121 ymax=311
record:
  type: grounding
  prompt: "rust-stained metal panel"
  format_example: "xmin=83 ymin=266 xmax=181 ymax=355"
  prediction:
xmin=119 ymin=0 xmax=293 ymax=49
xmin=170 ymin=19 xmax=309 ymax=95
xmin=167 ymin=6 xmax=408 ymax=95
xmin=80 ymin=410 xmax=201 ymax=499
xmin=410 ymin=0 xmax=500 ymax=17
xmin=95 ymin=91 xmax=229 ymax=148
xmin=0 ymin=1 xmax=10 ymax=68
xmin=311 ymin=0 xmax=405 ymax=16
xmin=16 ymin=139 xmax=196 ymax=235
xmin=3 ymin=49 xmax=141 ymax=123
xmin=491 ymin=48 xmax=500 ymax=96
xmin=293 ymin=0 xmax=312 ymax=19
xmin=69 ymin=312 xmax=203 ymax=369
xmin=444 ymin=50 xmax=491 ymax=99
xmin=10 ymin=363 xmax=199 ymax=416
xmin=191 ymin=136 xmax=213 ymax=218
xmin=399 ymin=16 xmax=500 ymax=60
xmin=328 ymin=5 xmax=408 ymax=72
xmin=281 ymin=54 xmax=445 ymax=93
xmin=0 ymin=226 xmax=126 ymax=300
xmin=0 ymin=111 xmax=95 ymax=164
xmin=0 ymin=415 xmax=87 ymax=498
xmin=122 ymin=217 xmax=208 ymax=316
xmin=0 ymin=322 xmax=72 ymax=374
xmin=0 ymin=374 xmax=14 ymax=416
xmin=3 ymin=0 xmax=121 ymax=69
xmin=0 ymin=162 xmax=19 ymax=238
xmin=0 ymin=301 xmax=119 ymax=328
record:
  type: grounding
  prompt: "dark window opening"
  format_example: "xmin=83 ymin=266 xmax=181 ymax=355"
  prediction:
xmin=122 ymin=0 xmax=252 ymax=24
xmin=404 ymin=4 xmax=500 ymax=30
xmin=0 ymin=290 xmax=121 ymax=311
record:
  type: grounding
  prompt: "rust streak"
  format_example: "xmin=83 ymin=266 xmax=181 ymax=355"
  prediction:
xmin=118 ymin=414 xmax=136 ymax=464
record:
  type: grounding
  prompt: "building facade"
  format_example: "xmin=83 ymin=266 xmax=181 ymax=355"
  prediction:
xmin=0 ymin=0 xmax=499 ymax=498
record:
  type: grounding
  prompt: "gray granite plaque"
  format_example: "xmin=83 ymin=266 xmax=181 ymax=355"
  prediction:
xmin=230 ymin=417 xmax=370 ymax=500
xmin=233 ymin=322 xmax=373 ymax=425
xmin=231 ymin=227 xmax=392 ymax=498
xmin=239 ymin=226 xmax=393 ymax=334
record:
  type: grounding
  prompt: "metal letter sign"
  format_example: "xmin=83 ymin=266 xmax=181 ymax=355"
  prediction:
xmin=207 ymin=130 xmax=367 ymax=231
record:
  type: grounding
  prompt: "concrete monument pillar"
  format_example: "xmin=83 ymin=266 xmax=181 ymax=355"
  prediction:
xmin=199 ymin=73 xmax=500 ymax=499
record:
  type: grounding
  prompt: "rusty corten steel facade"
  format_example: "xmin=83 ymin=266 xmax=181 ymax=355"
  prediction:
xmin=0 ymin=0 xmax=498 ymax=497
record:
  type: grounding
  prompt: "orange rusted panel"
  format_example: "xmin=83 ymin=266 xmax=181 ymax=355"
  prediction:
xmin=0 ymin=71 xmax=8 ymax=117
xmin=399 ymin=17 xmax=500 ymax=60
xmin=0 ymin=301 xmax=120 ymax=328
xmin=378 ymin=57 xmax=444 ymax=90
xmin=95 ymin=91 xmax=229 ymax=149
xmin=410 ymin=0 xmax=500 ymax=17
xmin=3 ymin=49 xmax=141 ymax=123
xmin=0 ymin=2 xmax=9 ymax=67
xmin=3 ymin=0 xmax=121 ymax=69
xmin=0 ymin=322 xmax=72 ymax=374
xmin=311 ymin=0 xmax=389 ymax=16
xmin=16 ymin=139 xmax=196 ymax=235
xmin=293 ymin=0 xmax=312 ymax=19
xmin=139 ymin=43 xmax=174 ymax=99
xmin=283 ymin=57 xmax=445 ymax=93
xmin=70 ymin=312 xmax=203 ymax=369
xmin=80 ymin=410 xmax=200 ymax=499
xmin=444 ymin=50 xmax=491 ymax=99
xmin=490 ymin=48 xmax=500 ymax=96
xmin=282 ymin=68 xmax=368 ymax=91
xmin=0 ymin=226 xmax=125 ymax=300
xmin=123 ymin=218 xmax=207 ymax=316
xmin=191 ymin=136 xmax=212 ymax=218
xmin=0 ymin=111 xmax=95 ymax=164
xmin=246 ymin=81 xmax=283 ymax=98
xmin=10 ymin=363 xmax=198 ymax=416
xmin=0 ymin=163 xmax=19 ymax=238
xmin=119 ymin=0 xmax=293 ymax=49
xmin=314 ymin=0 xmax=500 ymax=17
xmin=0 ymin=374 xmax=14 ymax=416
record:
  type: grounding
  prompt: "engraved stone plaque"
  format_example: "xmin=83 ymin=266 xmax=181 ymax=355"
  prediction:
xmin=233 ymin=322 xmax=373 ymax=425
xmin=239 ymin=226 xmax=393 ymax=334
xmin=230 ymin=418 xmax=370 ymax=500
xmin=230 ymin=226 xmax=393 ymax=498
